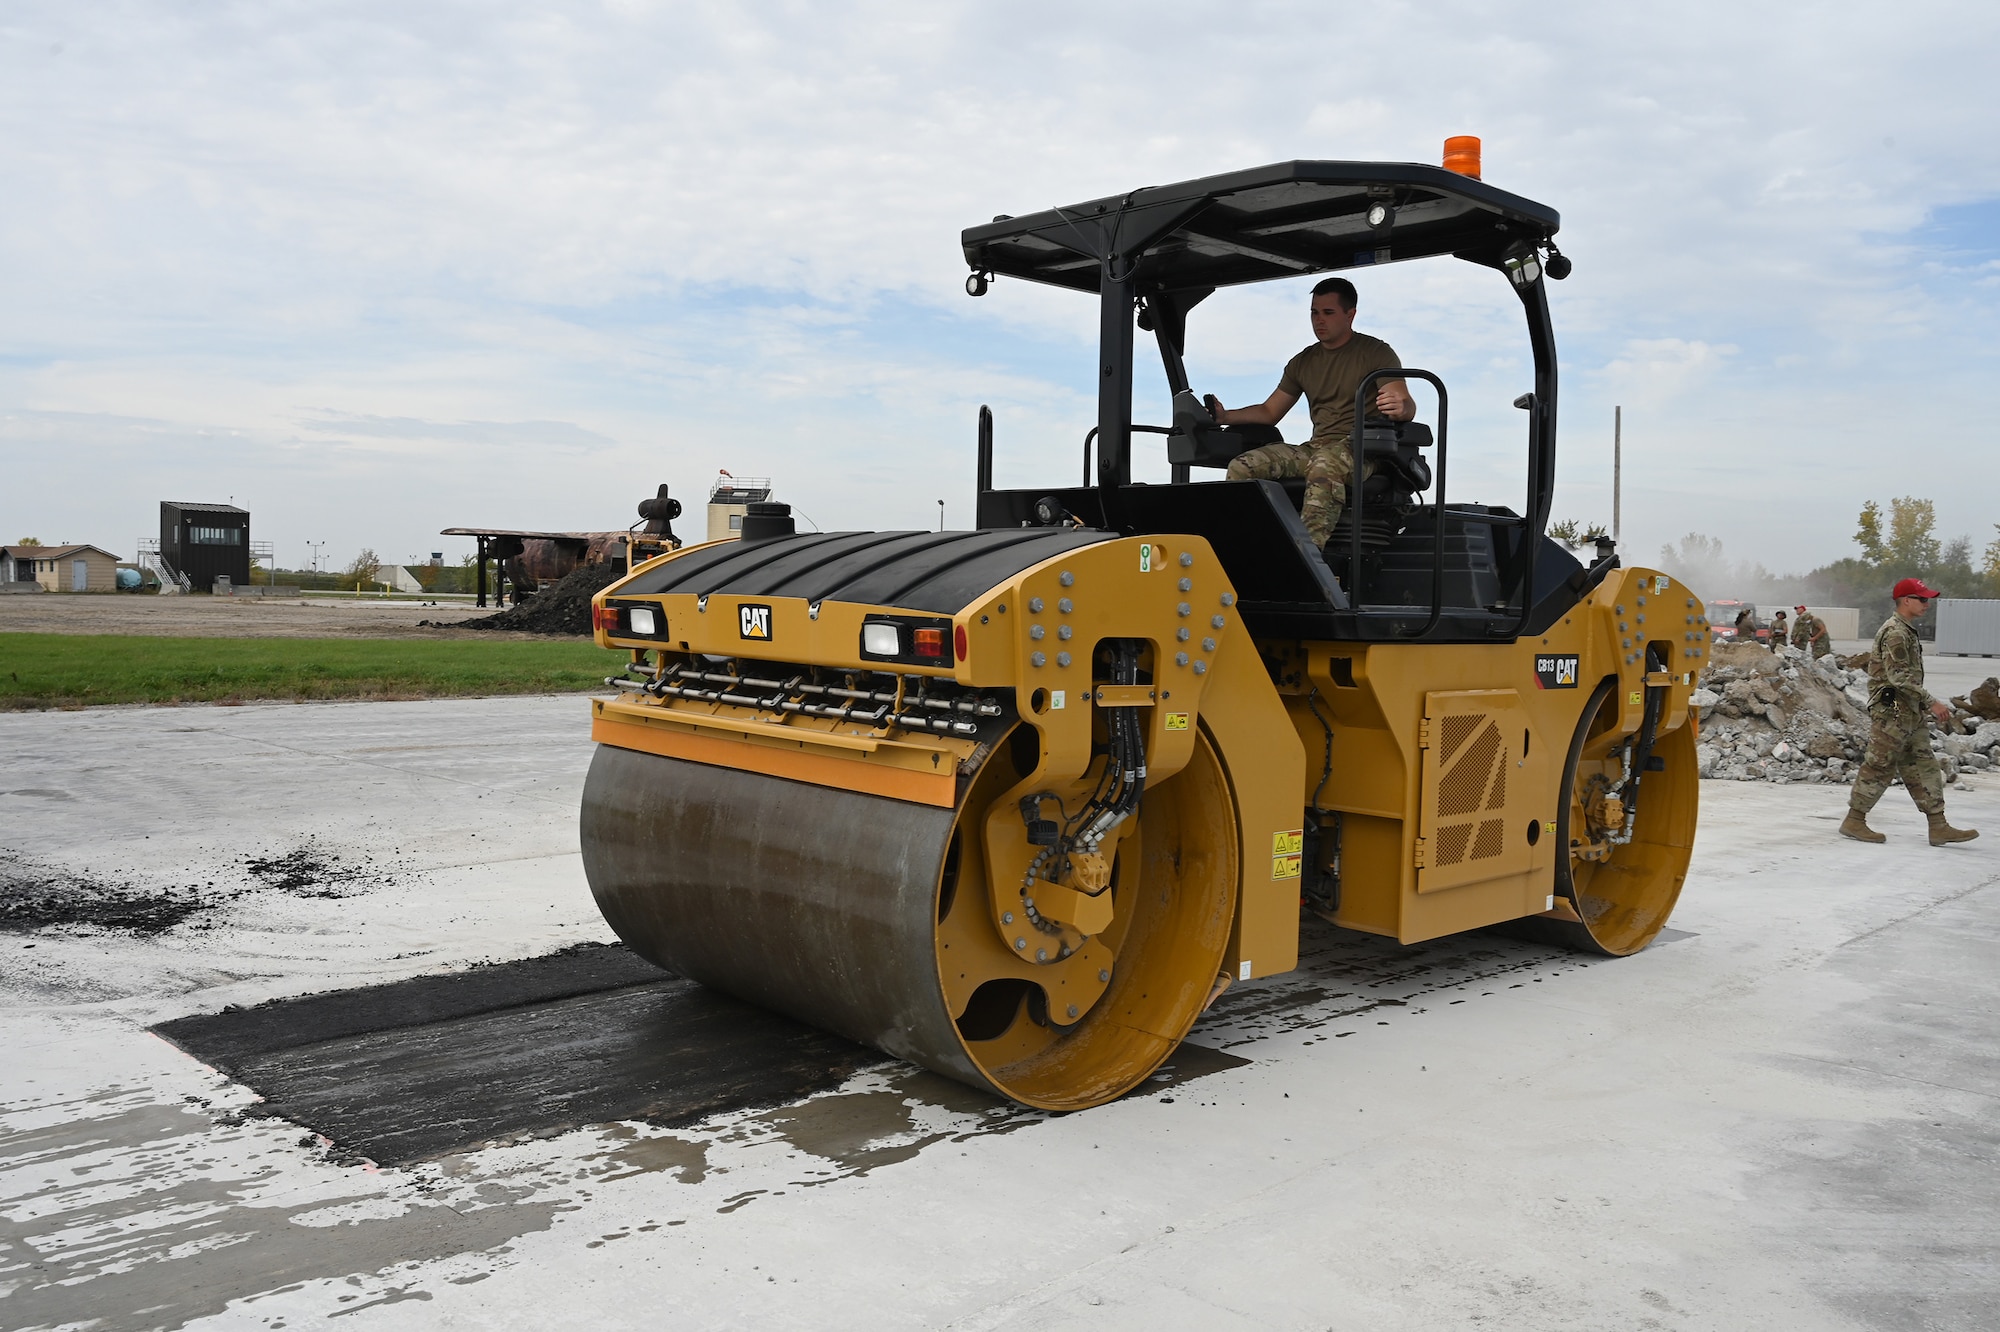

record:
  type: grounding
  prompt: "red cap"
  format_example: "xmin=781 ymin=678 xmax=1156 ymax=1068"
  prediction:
xmin=1795 ymin=605 xmax=1807 ymax=612
xmin=1892 ymin=577 xmax=1940 ymax=600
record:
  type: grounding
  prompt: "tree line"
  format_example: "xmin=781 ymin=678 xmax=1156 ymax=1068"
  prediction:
xmin=1652 ymin=497 xmax=1996 ymax=637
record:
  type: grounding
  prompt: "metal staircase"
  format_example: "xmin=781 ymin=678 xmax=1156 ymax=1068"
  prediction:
xmin=135 ymin=538 xmax=192 ymax=594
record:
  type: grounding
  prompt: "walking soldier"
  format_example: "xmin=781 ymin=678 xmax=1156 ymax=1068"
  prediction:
xmin=1841 ymin=578 xmax=1979 ymax=845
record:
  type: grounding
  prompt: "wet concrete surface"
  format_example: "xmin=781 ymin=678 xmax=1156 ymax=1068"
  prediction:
xmin=3 ymin=695 xmax=1998 ymax=1330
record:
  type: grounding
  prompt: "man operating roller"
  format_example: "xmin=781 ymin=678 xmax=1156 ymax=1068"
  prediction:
xmin=1207 ymin=277 xmax=1414 ymax=558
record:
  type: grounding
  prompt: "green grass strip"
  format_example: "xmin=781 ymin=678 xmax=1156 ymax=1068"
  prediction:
xmin=0 ymin=633 xmax=621 ymax=710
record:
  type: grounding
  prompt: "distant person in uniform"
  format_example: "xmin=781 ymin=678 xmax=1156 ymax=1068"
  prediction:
xmin=1792 ymin=605 xmax=1831 ymax=658
xmin=1767 ymin=610 xmax=1788 ymax=653
xmin=1733 ymin=607 xmax=1754 ymax=644
xmin=1842 ymin=578 xmax=1978 ymax=845
xmin=1209 ymin=277 xmax=1414 ymax=560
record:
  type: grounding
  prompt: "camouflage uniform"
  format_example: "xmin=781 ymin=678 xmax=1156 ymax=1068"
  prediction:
xmin=1849 ymin=614 xmax=1945 ymax=817
xmin=1767 ymin=614 xmax=1788 ymax=652
xmin=1225 ymin=332 xmax=1401 ymax=550
xmin=1792 ymin=611 xmax=1831 ymax=658
xmin=1227 ymin=440 xmax=1359 ymax=548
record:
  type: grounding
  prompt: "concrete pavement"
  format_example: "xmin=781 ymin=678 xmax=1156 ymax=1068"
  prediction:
xmin=2 ymin=696 xmax=1995 ymax=1331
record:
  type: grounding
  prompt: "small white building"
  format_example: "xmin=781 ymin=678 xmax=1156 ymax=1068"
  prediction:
xmin=372 ymin=564 xmax=428 ymax=593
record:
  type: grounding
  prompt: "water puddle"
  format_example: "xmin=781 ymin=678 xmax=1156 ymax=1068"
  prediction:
xmin=0 ymin=1086 xmax=561 ymax=1332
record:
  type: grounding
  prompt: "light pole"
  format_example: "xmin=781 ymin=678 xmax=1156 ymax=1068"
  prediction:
xmin=1613 ymin=406 xmax=1622 ymax=545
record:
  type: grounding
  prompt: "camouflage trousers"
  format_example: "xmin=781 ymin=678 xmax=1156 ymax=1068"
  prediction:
xmin=1849 ymin=702 xmax=1945 ymax=816
xmin=1227 ymin=439 xmax=1358 ymax=548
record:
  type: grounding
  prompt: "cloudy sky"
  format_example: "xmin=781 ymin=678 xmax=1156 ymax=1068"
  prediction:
xmin=3 ymin=1 xmax=1996 ymax=578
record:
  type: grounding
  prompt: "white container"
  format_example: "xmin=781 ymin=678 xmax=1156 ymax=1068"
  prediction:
xmin=1935 ymin=599 xmax=2000 ymax=656
xmin=1801 ymin=606 xmax=1859 ymax=641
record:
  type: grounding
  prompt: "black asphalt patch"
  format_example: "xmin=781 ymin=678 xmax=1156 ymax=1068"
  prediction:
xmin=158 ymin=943 xmax=889 ymax=1165
xmin=156 ymin=941 xmax=671 ymax=1066
xmin=155 ymin=943 xmax=1251 ymax=1167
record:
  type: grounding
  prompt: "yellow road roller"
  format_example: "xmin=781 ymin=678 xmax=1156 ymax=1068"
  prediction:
xmin=580 ymin=156 xmax=1705 ymax=1111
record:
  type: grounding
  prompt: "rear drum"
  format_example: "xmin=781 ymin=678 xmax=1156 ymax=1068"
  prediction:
xmin=1530 ymin=677 xmax=1699 ymax=955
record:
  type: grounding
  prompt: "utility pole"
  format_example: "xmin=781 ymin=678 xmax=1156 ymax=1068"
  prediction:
xmin=1613 ymin=406 xmax=1623 ymax=545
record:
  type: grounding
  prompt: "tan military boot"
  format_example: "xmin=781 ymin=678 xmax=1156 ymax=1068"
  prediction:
xmin=1928 ymin=812 xmax=1979 ymax=846
xmin=1840 ymin=811 xmax=1886 ymax=843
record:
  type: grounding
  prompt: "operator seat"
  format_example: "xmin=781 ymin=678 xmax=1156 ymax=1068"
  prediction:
xmin=1322 ymin=419 xmax=1433 ymax=551
xmin=1164 ymin=389 xmax=1435 ymax=550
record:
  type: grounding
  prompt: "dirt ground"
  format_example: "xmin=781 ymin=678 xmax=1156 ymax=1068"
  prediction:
xmin=0 ymin=594 xmax=552 ymax=640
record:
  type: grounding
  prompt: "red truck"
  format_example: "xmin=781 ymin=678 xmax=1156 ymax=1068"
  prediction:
xmin=1706 ymin=599 xmax=1782 ymax=646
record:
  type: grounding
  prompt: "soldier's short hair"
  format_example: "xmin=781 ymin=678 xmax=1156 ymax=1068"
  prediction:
xmin=1311 ymin=277 xmax=1358 ymax=310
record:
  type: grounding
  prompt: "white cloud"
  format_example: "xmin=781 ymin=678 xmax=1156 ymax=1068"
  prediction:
xmin=1599 ymin=338 xmax=1738 ymax=412
xmin=2 ymin=1 xmax=1998 ymax=574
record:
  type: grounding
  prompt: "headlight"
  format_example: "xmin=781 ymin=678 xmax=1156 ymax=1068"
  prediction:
xmin=628 ymin=606 xmax=657 ymax=636
xmin=861 ymin=622 xmax=901 ymax=656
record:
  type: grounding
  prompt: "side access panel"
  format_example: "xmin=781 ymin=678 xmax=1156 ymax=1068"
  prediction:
xmin=1412 ymin=689 xmax=1554 ymax=925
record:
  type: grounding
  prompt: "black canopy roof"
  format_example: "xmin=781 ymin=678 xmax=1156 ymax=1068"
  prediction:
xmin=961 ymin=160 xmax=1560 ymax=295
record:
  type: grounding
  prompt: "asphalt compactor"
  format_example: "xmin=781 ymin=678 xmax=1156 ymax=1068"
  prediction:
xmin=580 ymin=157 xmax=1706 ymax=1111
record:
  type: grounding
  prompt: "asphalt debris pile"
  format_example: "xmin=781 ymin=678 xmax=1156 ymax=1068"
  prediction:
xmin=438 ymin=560 xmax=627 ymax=636
xmin=241 ymin=842 xmax=372 ymax=899
xmin=1689 ymin=643 xmax=2000 ymax=786
xmin=0 ymin=855 xmax=207 ymax=935
xmin=1 ymin=839 xmax=401 ymax=938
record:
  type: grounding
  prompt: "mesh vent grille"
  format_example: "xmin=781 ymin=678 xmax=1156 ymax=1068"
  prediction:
xmin=1439 ymin=713 xmax=1482 ymax=763
xmin=1421 ymin=694 xmax=1531 ymax=890
xmin=1437 ymin=720 xmax=1500 ymax=816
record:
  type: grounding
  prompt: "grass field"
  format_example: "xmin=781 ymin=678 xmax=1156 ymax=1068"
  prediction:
xmin=0 ymin=633 xmax=619 ymax=709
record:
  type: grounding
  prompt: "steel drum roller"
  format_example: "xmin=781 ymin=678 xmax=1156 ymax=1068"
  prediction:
xmin=579 ymin=721 xmax=1239 ymax=1110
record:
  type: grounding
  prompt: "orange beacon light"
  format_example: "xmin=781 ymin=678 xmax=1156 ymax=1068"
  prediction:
xmin=1443 ymin=135 xmax=1482 ymax=179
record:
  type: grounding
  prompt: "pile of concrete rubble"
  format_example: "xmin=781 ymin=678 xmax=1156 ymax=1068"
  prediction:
xmin=1690 ymin=642 xmax=2000 ymax=786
